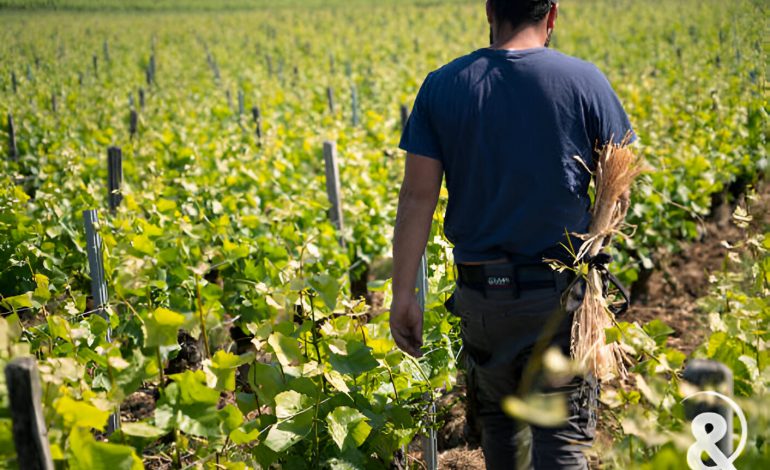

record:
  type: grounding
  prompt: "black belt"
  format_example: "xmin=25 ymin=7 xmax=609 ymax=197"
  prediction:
xmin=457 ymin=261 xmax=572 ymax=298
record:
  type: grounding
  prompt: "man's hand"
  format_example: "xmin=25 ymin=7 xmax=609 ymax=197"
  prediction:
xmin=389 ymin=294 xmax=424 ymax=358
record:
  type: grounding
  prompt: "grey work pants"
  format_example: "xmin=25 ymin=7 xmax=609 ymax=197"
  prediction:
xmin=447 ymin=280 xmax=598 ymax=470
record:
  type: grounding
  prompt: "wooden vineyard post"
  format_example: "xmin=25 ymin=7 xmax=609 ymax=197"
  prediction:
xmin=226 ymin=90 xmax=234 ymax=113
xmin=400 ymin=104 xmax=410 ymax=131
xmin=149 ymin=53 xmax=156 ymax=85
xmin=145 ymin=52 xmax=157 ymax=87
xmin=265 ymin=53 xmax=273 ymax=77
xmin=4 ymin=358 xmax=54 ymax=470
xmin=138 ymin=88 xmax=145 ymax=109
xmin=92 ymin=54 xmax=98 ymax=77
xmin=237 ymin=89 xmax=245 ymax=117
xmin=322 ymin=141 xmax=345 ymax=245
xmin=322 ymin=141 xmax=370 ymax=300
xmin=351 ymin=84 xmax=359 ymax=127
xmin=326 ymin=86 xmax=335 ymax=114
xmin=11 ymin=71 xmax=18 ymax=93
xmin=251 ymin=106 xmax=262 ymax=145
xmin=129 ymin=109 xmax=138 ymax=138
xmin=206 ymin=52 xmax=220 ymax=83
xmin=103 ymin=39 xmax=110 ymax=63
xmin=83 ymin=210 xmax=120 ymax=434
xmin=107 ymin=147 xmax=123 ymax=213
xmin=683 ymin=359 xmax=734 ymax=460
xmin=7 ymin=113 xmax=18 ymax=161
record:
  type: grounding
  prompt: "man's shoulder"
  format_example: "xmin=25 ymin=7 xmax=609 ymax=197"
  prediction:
xmin=531 ymin=50 xmax=605 ymax=80
xmin=529 ymin=50 xmax=615 ymax=95
xmin=427 ymin=48 xmax=604 ymax=84
xmin=426 ymin=49 xmax=487 ymax=82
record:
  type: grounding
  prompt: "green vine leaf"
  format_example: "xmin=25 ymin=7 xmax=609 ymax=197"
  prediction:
xmin=142 ymin=307 xmax=185 ymax=348
xmin=68 ymin=427 xmax=143 ymax=470
xmin=326 ymin=406 xmax=372 ymax=451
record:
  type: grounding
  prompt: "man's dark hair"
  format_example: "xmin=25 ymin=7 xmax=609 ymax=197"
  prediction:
xmin=489 ymin=0 xmax=554 ymax=30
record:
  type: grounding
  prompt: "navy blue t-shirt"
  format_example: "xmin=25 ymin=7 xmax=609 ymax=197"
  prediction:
xmin=399 ymin=47 xmax=636 ymax=263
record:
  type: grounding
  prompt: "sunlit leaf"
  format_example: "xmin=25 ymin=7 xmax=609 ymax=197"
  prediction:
xmin=68 ymin=427 xmax=143 ymax=470
xmin=326 ymin=406 xmax=371 ymax=451
xmin=143 ymin=307 xmax=185 ymax=348
xmin=54 ymin=396 xmax=110 ymax=431
xmin=502 ymin=394 xmax=567 ymax=428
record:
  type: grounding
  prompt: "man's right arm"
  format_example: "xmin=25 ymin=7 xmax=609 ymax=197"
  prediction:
xmin=389 ymin=153 xmax=442 ymax=358
xmin=391 ymin=70 xmax=443 ymax=357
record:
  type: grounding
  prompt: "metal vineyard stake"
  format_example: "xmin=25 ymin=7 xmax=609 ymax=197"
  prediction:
xmin=83 ymin=209 xmax=120 ymax=434
xmin=107 ymin=147 xmax=123 ymax=213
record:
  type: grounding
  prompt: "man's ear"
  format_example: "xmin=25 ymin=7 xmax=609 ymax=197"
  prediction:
xmin=485 ymin=0 xmax=493 ymax=25
xmin=547 ymin=2 xmax=558 ymax=30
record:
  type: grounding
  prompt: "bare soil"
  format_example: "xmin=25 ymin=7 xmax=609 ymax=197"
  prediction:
xmin=121 ymin=387 xmax=156 ymax=423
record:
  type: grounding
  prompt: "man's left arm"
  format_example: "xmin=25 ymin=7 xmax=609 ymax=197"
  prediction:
xmin=587 ymin=65 xmax=637 ymax=148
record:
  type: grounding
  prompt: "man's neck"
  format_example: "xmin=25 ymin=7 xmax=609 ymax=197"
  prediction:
xmin=490 ymin=22 xmax=547 ymax=51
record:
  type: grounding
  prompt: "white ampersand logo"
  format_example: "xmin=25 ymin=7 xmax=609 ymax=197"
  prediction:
xmin=683 ymin=391 xmax=748 ymax=470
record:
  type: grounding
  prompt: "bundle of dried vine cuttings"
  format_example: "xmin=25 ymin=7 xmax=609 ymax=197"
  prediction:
xmin=568 ymin=133 xmax=645 ymax=381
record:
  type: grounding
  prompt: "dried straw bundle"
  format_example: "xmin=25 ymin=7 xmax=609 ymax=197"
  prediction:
xmin=572 ymin=134 xmax=644 ymax=381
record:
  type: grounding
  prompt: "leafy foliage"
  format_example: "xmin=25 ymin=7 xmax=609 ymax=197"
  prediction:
xmin=0 ymin=0 xmax=765 ymax=468
xmin=600 ymin=200 xmax=770 ymax=467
